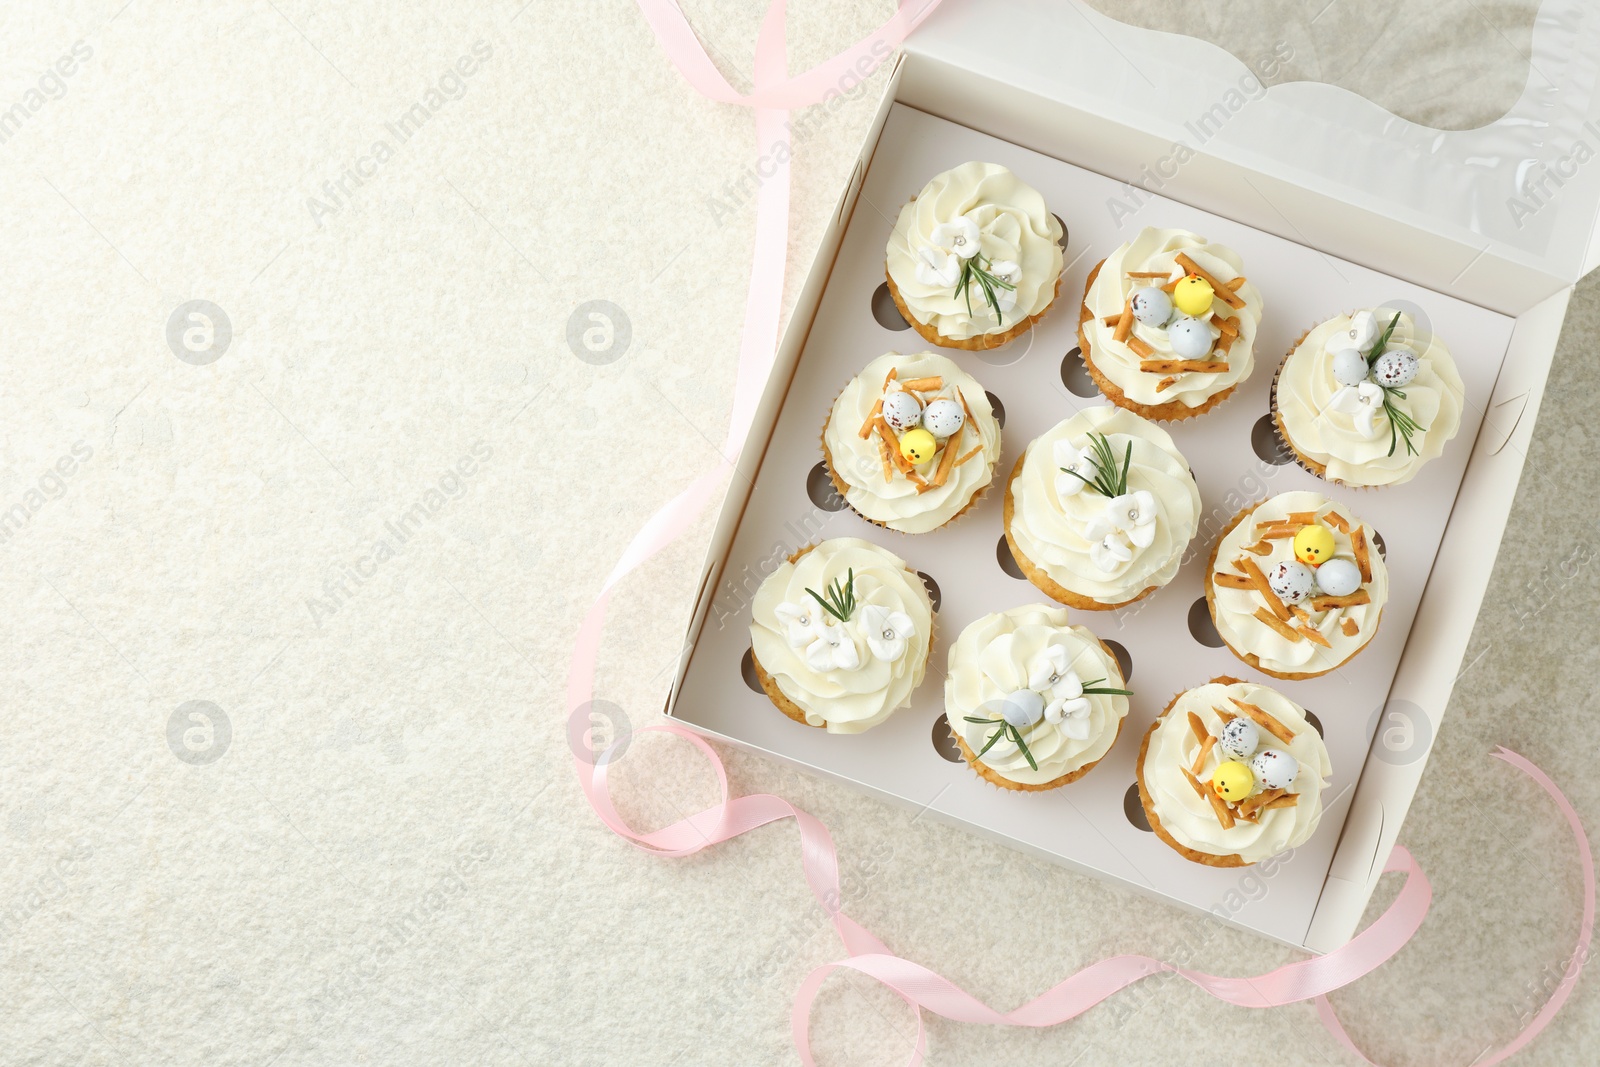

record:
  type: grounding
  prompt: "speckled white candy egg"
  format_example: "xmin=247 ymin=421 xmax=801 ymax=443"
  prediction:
xmin=1130 ymin=286 xmax=1173 ymax=327
xmin=1251 ymin=748 xmax=1298 ymax=791
xmin=881 ymin=390 xmax=923 ymax=434
xmin=922 ymin=398 xmax=964 ymax=438
xmin=1167 ymin=316 xmax=1215 ymax=359
xmin=1330 ymin=348 xmax=1370 ymax=387
xmin=1267 ymin=559 xmax=1315 ymax=605
xmin=1371 ymin=347 xmax=1420 ymax=388
xmin=1000 ymin=689 xmax=1044 ymax=729
xmin=1220 ymin=717 xmax=1260 ymax=761
xmin=1314 ymin=557 xmax=1362 ymax=597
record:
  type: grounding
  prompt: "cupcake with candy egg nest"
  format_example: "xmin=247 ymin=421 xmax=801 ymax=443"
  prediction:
xmin=1078 ymin=228 xmax=1264 ymax=421
xmin=1004 ymin=406 xmax=1200 ymax=610
xmin=1137 ymin=677 xmax=1331 ymax=868
xmin=821 ymin=352 xmax=1001 ymax=534
xmin=1204 ymin=491 xmax=1388 ymax=681
xmin=749 ymin=538 xmax=934 ymax=733
xmin=944 ymin=604 xmax=1132 ymax=791
xmin=1273 ymin=308 xmax=1465 ymax=487
xmin=885 ymin=161 xmax=1064 ymax=351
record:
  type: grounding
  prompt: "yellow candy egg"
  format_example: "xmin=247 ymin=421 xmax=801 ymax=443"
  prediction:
xmin=1172 ymin=274 xmax=1214 ymax=317
xmin=899 ymin=428 xmax=938 ymax=465
xmin=1212 ymin=760 xmax=1255 ymax=802
xmin=1293 ymin=524 xmax=1336 ymax=567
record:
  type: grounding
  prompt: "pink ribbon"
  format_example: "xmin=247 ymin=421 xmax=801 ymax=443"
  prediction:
xmin=569 ymin=2 xmax=1595 ymax=1062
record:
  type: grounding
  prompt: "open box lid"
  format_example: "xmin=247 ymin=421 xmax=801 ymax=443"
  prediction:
xmin=900 ymin=0 xmax=1600 ymax=314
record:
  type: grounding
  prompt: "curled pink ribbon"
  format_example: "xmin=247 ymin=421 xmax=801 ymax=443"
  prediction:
xmin=570 ymin=2 xmax=1595 ymax=1062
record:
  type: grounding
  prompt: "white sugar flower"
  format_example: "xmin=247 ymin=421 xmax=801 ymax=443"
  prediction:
xmin=1327 ymin=310 xmax=1378 ymax=355
xmin=1027 ymin=645 xmax=1071 ymax=692
xmin=774 ymin=602 xmax=821 ymax=649
xmin=859 ymin=604 xmax=915 ymax=663
xmin=803 ymin=622 xmax=860 ymax=672
xmin=1083 ymin=490 xmax=1157 ymax=573
xmin=1088 ymin=534 xmax=1134 ymax=574
xmin=1046 ymin=693 xmax=1093 ymax=739
xmin=1330 ymin=381 xmax=1387 ymax=439
xmin=1053 ymin=440 xmax=1097 ymax=497
xmin=915 ymin=247 xmax=961 ymax=287
xmin=930 ymin=214 xmax=981 ymax=259
xmin=988 ymin=259 xmax=1021 ymax=312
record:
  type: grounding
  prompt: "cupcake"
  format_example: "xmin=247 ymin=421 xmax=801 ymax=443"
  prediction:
xmin=885 ymin=161 xmax=1064 ymax=350
xmin=1004 ymin=406 xmax=1200 ymax=610
xmin=944 ymin=604 xmax=1131 ymax=791
xmin=748 ymin=538 xmax=934 ymax=733
xmin=1273 ymin=308 xmax=1465 ymax=486
xmin=1205 ymin=491 xmax=1388 ymax=680
xmin=1137 ymin=677 xmax=1331 ymax=867
xmin=822 ymin=352 xmax=1002 ymax=533
xmin=1078 ymin=228 xmax=1263 ymax=420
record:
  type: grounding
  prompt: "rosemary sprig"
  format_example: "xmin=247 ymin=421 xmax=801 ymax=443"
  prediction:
xmin=805 ymin=568 xmax=857 ymax=623
xmin=1078 ymin=677 xmax=1135 ymax=696
xmin=962 ymin=715 xmax=1038 ymax=770
xmin=1362 ymin=311 xmax=1427 ymax=456
xmin=1381 ymin=389 xmax=1426 ymax=457
xmin=1364 ymin=311 xmax=1403 ymax=367
xmin=1059 ymin=431 xmax=1132 ymax=498
xmin=957 ymin=253 xmax=1017 ymax=326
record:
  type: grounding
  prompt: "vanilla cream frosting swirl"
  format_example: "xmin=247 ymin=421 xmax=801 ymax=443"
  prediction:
xmin=886 ymin=162 xmax=1064 ymax=341
xmin=750 ymin=538 xmax=933 ymax=733
xmin=1084 ymin=228 xmax=1263 ymax=408
xmin=1009 ymin=406 xmax=1199 ymax=605
xmin=1211 ymin=491 xmax=1388 ymax=675
xmin=1145 ymin=680 xmax=1330 ymax=862
xmin=823 ymin=352 xmax=1001 ymax=533
xmin=1276 ymin=310 xmax=1464 ymax=486
xmin=944 ymin=605 xmax=1128 ymax=786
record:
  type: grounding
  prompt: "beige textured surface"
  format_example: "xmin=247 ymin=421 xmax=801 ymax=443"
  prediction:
xmin=0 ymin=1 xmax=1593 ymax=1064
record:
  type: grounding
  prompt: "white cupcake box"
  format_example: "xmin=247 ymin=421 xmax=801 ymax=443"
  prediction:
xmin=664 ymin=0 xmax=1599 ymax=950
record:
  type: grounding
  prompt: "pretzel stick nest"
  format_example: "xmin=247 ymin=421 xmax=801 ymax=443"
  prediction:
xmin=1310 ymin=590 xmax=1370 ymax=611
xmin=1353 ymin=528 xmax=1373 ymax=583
xmin=1174 ymin=253 xmax=1245 ymax=309
xmin=1340 ymin=617 xmax=1360 ymax=637
xmin=1232 ymin=699 xmax=1296 ymax=745
xmin=1140 ymin=359 xmax=1229 ymax=374
xmin=1253 ymin=606 xmax=1303 ymax=643
xmin=1237 ymin=556 xmax=1290 ymax=621
xmin=1190 ymin=735 xmax=1217 ymax=778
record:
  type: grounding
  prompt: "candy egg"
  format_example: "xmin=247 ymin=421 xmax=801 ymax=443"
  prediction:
xmin=1250 ymin=748 xmax=1298 ymax=791
xmin=1130 ymin=286 xmax=1173 ymax=327
xmin=1331 ymin=348 xmax=1370 ymax=387
xmin=922 ymin=398 xmax=964 ymax=438
xmin=1167 ymin=316 xmax=1215 ymax=359
xmin=899 ymin=428 xmax=937 ymax=465
xmin=1267 ymin=559 xmax=1315 ymax=605
xmin=1001 ymin=689 xmax=1045 ymax=729
xmin=1212 ymin=760 xmax=1254 ymax=802
xmin=1172 ymin=274 xmax=1215 ymax=317
xmin=1220 ymin=717 xmax=1260 ymax=761
xmin=881 ymin=390 xmax=923 ymax=434
xmin=1371 ymin=347 xmax=1419 ymax=388
xmin=1314 ymin=557 xmax=1362 ymax=597
xmin=1293 ymin=524 xmax=1336 ymax=567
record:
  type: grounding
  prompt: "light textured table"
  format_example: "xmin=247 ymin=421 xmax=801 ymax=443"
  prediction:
xmin=0 ymin=2 xmax=1593 ymax=1064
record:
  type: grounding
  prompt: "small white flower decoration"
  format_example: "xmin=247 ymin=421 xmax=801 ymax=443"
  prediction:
xmin=988 ymin=259 xmax=1021 ymax=313
xmin=774 ymin=602 xmax=820 ymax=649
xmin=859 ymin=604 xmax=915 ymax=663
xmin=1327 ymin=310 xmax=1377 ymax=355
xmin=1053 ymin=440 xmax=1097 ymax=497
xmin=1083 ymin=490 xmax=1157 ymax=572
xmin=1330 ymin=381 xmax=1387 ymax=439
xmin=916 ymin=247 xmax=961 ymax=287
xmin=803 ymin=621 xmax=860 ymax=673
xmin=1026 ymin=646 xmax=1093 ymax=739
xmin=930 ymin=215 xmax=981 ymax=259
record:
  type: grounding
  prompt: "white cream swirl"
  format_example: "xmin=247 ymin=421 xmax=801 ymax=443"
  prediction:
xmin=750 ymin=538 xmax=933 ymax=733
xmin=1008 ymin=406 xmax=1199 ymax=606
xmin=886 ymin=162 xmax=1064 ymax=341
xmin=823 ymin=352 xmax=1001 ymax=533
xmin=1084 ymin=228 xmax=1263 ymax=408
xmin=1211 ymin=491 xmax=1388 ymax=675
xmin=1144 ymin=680 xmax=1330 ymax=863
xmin=1276 ymin=310 xmax=1464 ymax=486
xmin=944 ymin=605 xmax=1128 ymax=786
